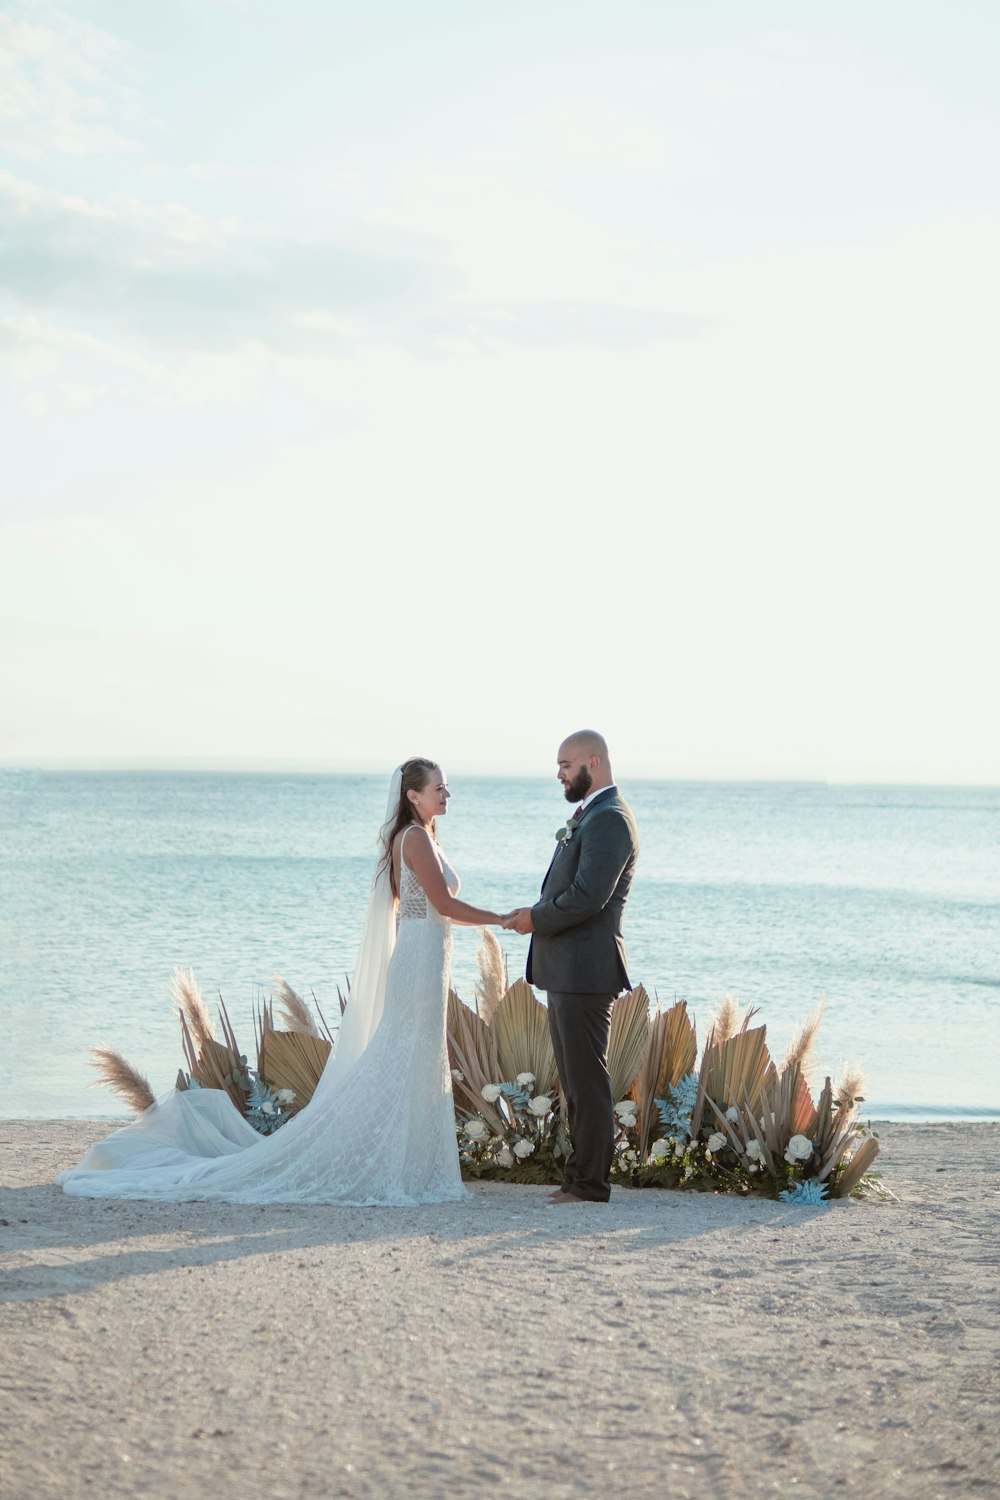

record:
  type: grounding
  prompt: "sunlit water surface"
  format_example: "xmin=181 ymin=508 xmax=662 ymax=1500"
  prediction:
xmin=3 ymin=771 xmax=997 ymax=1121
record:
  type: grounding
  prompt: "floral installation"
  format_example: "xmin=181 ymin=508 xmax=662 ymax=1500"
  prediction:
xmin=91 ymin=947 xmax=884 ymax=1203
xmin=448 ymin=977 xmax=883 ymax=1201
xmin=90 ymin=968 xmax=335 ymax=1135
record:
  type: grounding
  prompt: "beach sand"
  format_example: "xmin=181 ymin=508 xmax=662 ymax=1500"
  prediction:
xmin=1 ymin=1120 xmax=997 ymax=1500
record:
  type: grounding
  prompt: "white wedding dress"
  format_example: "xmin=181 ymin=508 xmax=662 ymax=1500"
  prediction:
xmin=57 ymin=827 xmax=468 ymax=1206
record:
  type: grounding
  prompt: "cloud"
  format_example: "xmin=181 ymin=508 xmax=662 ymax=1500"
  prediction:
xmin=0 ymin=2 xmax=139 ymax=158
xmin=0 ymin=168 xmax=459 ymax=348
xmin=0 ymin=168 xmax=704 ymax=374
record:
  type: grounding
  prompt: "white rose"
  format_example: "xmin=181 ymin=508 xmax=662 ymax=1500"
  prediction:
xmin=513 ymin=1138 xmax=535 ymax=1158
xmin=748 ymin=1162 xmax=759 ymax=1173
xmin=481 ymin=1084 xmax=503 ymax=1103
xmin=726 ymin=1106 xmax=740 ymax=1123
xmin=516 ymin=1072 xmax=536 ymax=1087
xmin=528 ymin=1095 xmax=551 ymax=1117
xmin=275 ymin=1089 xmax=295 ymax=1104
xmin=451 ymin=1069 xmax=465 ymax=1083
xmin=622 ymin=1150 xmax=638 ymax=1167
xmin=673 ymin=1142 xmax=685 ymax=1159
xmin=261 ymin=1102 xmax=275 ymax=1115
xmin=464 ymin=1118 xmax=489 ymax=1142
xmin=650 ymin=1139 xmax=670 ymax=1161
xmin=786 ymin=1133 xmax=814 ymax=1162
xmin=707 ymin=1132 xmax=727 ymax=1153
xmin=497 ymin=1147 xmax=514 ymax=1168
xmin=745 ymin=1139 xmax=762 ymax=1161
xmin=613 ymin=1100 xmax=636 ymax=1118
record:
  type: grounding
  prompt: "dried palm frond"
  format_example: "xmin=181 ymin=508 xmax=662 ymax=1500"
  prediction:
xmin=336 ymin=976 xmax=351 ymax=1017
xmin=832 ymin=1134 xmax=881 ymax=1197
xmin=171 ymin=967 xmax=215 ymax=1052
xmin=272 ymin=976 xmax=321 ymax=1037
xmin=216 ymin=991 xmax=244 ymax=1061
xmin=630 ymin=999 xmax=698 ymax=1157
xmin=834 ymin=1064 xmax=867 ymax=1112
xmin=781 ymin=1000 xmax=826 ymax=1084
xmin=491 ymin=979 xmax=558 ymax=1094
xmin=693 ymin=1023 xmax=772 ymax=1138
xmin=474 ymin=929 xmax=507 ymax=1025
xmin=258 ymin=1024 xmax=332 ymax=1108
xmin=608 ymin=986 xmax=652 ymax=1105
xmin=309 ymin=988 xmax=337 ymax=1045
xmin=446 ymin=989 xmax=504 ymax=1130
xmin=89 ymin=1046 xmax=155 ymax=1114
xmin=179 ymin=1012 xmax=246 ymax=1114
xmin=253 ymin=995 xmax=274 ymax=1072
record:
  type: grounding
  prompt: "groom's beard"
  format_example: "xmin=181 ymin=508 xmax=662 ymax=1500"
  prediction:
xmin=564 ymin=767 xmax=593 ymax=803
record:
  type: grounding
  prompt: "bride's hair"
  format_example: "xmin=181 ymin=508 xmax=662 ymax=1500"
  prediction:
xmin=378 ymin=757 xmax=440 ymax=897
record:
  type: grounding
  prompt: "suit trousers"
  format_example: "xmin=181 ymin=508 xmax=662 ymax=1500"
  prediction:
xmin=547 ymin=990 xmax=616 ymax=1202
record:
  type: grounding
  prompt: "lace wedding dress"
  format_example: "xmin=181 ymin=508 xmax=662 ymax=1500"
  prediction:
xmin=57 ymin=825 xmax=468 ymax=1206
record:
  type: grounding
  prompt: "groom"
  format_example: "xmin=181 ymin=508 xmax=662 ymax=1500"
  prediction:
xmin=503 ymin=731 xmax=639 ymax=1205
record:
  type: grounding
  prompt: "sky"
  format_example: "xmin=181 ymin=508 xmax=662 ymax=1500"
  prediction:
xmin=2 ymin=0 xmax=998 ymax=782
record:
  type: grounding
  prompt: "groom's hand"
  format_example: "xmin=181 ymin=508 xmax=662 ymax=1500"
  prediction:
xmin=503 ymin=907 xmax=534 ymax=935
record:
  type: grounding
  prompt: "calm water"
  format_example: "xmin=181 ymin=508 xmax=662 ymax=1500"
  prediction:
xmin=2 ymin=770 xmax=998 ymax=1121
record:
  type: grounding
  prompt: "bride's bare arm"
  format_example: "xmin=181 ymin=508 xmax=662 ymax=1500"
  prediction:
xmin=403 ymin=828 xmax=506 ymax=926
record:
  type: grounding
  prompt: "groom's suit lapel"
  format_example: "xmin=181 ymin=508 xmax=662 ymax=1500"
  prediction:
xmin=539 ymin=786 xmax=617 ymax=893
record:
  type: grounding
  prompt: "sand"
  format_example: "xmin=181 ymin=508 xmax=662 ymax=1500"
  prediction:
xmin=1 ymin=1119 xmax=998 ymax=1500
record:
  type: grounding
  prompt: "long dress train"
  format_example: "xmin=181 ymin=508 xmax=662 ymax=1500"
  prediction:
xmin=56 ymin=838 xmax=467 ymax=1206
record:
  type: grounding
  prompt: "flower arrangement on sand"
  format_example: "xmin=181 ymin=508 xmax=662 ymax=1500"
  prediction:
xmin=448 ymin=934 xmax=880 ymax=1200
xmin=91 ymin=933 xmax=881 ymax=1201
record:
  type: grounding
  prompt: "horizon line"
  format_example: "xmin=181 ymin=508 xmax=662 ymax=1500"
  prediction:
xmin=2 ymin=759 xmax=998 ymax=791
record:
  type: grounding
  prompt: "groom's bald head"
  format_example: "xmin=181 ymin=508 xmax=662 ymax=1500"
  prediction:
xmin=557 ymin=730 xmax=613 ymax=802
xmin=561 ymin=730 xmax=609 ymax=764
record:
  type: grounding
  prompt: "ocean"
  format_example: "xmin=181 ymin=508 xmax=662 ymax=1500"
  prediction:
xmin=2 ymin=770 xmax=998 ymax=1121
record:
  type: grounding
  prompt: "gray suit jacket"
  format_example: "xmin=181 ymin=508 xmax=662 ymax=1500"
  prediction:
xmin=526 ymin=786 xmax=639 ymax=995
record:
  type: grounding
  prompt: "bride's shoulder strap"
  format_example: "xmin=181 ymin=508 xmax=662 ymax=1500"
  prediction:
xmin=398 ymin=822 xmax=421 ymax=863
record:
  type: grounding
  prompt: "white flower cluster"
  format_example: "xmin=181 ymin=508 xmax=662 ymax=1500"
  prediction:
xmin=613 ymin=1099 xmax=637 ymax=1129
xmin=784 ymin=1134 xmax=814 ymax=1166
xmin=460 ymin=1073 xmax=553 ymax=1173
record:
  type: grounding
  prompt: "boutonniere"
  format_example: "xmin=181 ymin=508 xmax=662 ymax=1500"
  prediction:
xmin=554 ymin=814 xmax=581 ymax=846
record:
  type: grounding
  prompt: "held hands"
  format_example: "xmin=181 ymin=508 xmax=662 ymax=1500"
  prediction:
xmin=500 ymin=907 xmax=534 ymax=935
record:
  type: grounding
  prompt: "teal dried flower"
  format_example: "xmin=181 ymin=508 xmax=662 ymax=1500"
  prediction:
xmin=655 ymin=1072 xmax=699 ymax=1139
xmin=779 ymin=1177 xmax=829 ymax=1206
xmin=245 ymin=1075 xmax=291 ymax=1135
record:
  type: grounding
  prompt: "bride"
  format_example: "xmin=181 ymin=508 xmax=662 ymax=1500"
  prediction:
xmin=57 ymin=759 xmax=507 ymax=1205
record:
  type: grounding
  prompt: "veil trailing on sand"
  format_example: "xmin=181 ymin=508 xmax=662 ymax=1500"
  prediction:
xmin=56 ymin=765 xmax=445 ymax=1203
xmin=312 ymin=765 xmax=401 ymax=1092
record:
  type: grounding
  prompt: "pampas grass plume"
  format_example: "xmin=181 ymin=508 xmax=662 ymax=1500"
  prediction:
xmin=474 ymin=928 xmax=507 ymax=1024
xmin=170 ymin=966 xmax=215 ymax=1051
xmin=273 ymin=976 xmax=321 ymax=1037
xmin=90 ymin=1046 xmax=155 ymax=1114
xmin=781 ymin=1000 xmax=826 ymax=1083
